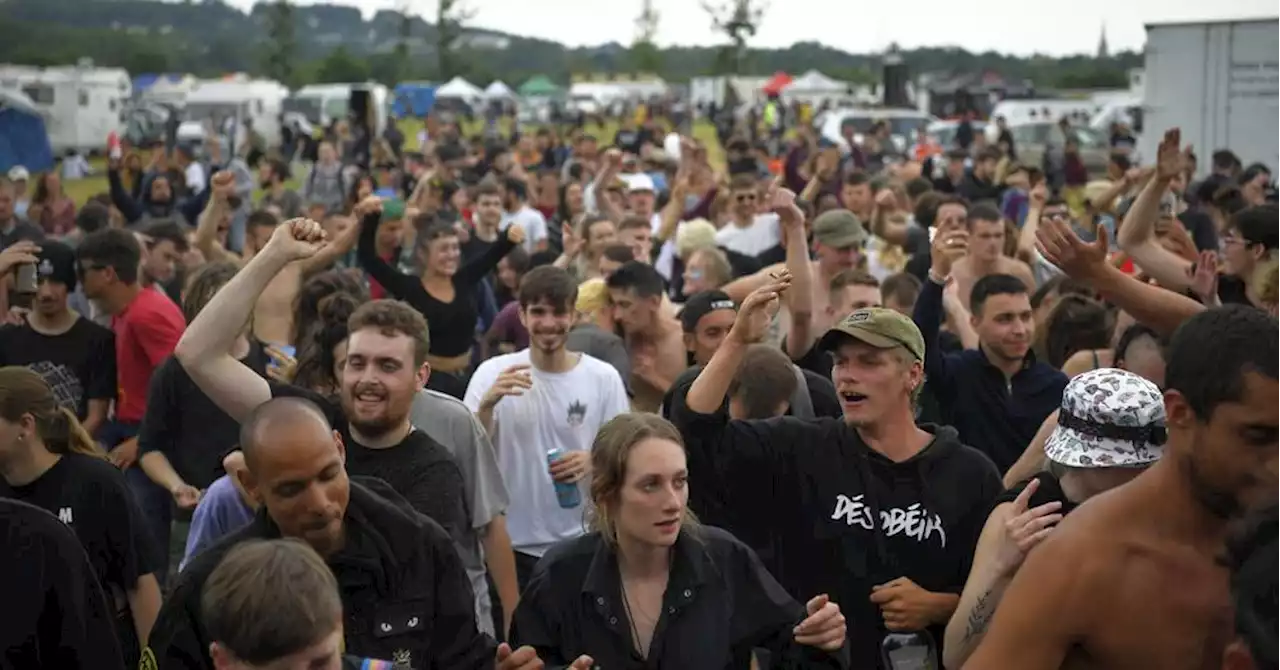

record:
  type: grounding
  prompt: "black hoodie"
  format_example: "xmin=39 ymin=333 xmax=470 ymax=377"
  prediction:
xmin=670 ymin=406 xmax=1002 ymax=669
xmin=145 ymin=477 xmax=495 ymax=670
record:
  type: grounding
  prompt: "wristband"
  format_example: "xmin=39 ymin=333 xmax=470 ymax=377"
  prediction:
xmin=927 ymin=269 xmax=948 ymax=285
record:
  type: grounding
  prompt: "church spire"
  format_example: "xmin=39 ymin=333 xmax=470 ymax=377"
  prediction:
xmin=1097 ymin=22 xmax=1110 ymax=59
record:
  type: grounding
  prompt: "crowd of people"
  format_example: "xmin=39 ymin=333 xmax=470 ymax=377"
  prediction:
xmin=0 ymin=99 xmax=1276 ymax=670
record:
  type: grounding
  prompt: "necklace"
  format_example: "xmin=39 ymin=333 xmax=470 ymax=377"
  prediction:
xmin=620 ymin=580 xmax=659 ymax=660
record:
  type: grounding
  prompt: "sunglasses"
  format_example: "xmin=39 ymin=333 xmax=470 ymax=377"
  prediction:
xmin=736 ymin=194 xmax=757 ymax=204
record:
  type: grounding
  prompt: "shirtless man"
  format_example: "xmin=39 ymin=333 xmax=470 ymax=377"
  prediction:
xmin=949 ymin=200 xmax=1036 ymax=309
xmin=195 ymin=171 xmax=361 ymax=346
xmin=722 ymin=207 xmax=862 ymax=348
xmin=963 ymin=305 xmax=1278 ymax=670
xmin=605 ymin=260 xmax=687 ymax=412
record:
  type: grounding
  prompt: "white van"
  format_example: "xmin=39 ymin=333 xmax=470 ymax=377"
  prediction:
xmin=284 ymin=82 xmax=389 ymax=136
xmin=0 ymin=63 xmax=130 ymax=155
xmin=178 ymin=79 xmax=289 ymax=149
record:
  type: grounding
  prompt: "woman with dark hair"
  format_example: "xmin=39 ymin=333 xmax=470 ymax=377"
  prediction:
xmin=343 ymin=173 xmax=376 ymax=215
xmin=289 ymin=268 xmax=368 ymax=348
xmin=0 ymin=367 xmax=161 ymax=668
xmin=510 ymin=413 xmax=850 ymax=669
xmin=548 ymin=181 xmax=586 ymax=254
xmin=290 ymin=289 xmax=364 ymax=401
xmin=1038 ymin=293 xmax=1113 ymax=370
xmin=356 ymin=198 xmax=523 ymax=397
xmin=26 ymin=171 xmax=78 ymax=236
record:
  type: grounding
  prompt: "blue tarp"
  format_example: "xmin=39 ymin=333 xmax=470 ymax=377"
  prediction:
xmin=392 ymin=82 xmax=437 ymax=118
xmin=132 ymin=73 xmax=185 ymax=95
xmin=0 ymin=100 xmax=54 ymax=174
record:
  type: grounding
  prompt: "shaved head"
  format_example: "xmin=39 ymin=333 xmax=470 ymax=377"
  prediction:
xmin=236 ymin=397 xmax=349 ymax=556
xmin=239 ymin=397 xmax=333 ymax=470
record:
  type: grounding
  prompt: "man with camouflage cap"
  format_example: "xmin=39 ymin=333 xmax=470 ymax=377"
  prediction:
xmin=673 ymin=271 xmax=1001 ymax=669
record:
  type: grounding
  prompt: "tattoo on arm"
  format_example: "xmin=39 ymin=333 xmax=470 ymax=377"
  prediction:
xmin=962 ymin=589 xmax=998 ymax=643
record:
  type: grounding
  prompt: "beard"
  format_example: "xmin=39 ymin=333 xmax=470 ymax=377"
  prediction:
xmin=341 ymin=384 xmax=409 ymax=442
xmin=1179 ymin=452 xmax=1241 ymax=520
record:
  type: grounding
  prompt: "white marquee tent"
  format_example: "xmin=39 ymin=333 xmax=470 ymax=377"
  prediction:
xmin=435 ymin=76 xmax=483 ymax=101
xmin=483 ymin=80 xmax=516 ymax=100
xmin=782 ymin=70 xmax=851 ymax=104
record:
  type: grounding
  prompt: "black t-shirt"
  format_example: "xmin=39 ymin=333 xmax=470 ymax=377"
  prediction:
xmin=268 ymin=382 xmax=470 ymax=545
xmin=994 ymin=471 xmax=1078 ymax=517
xmin=0 ymin=318 xmax=116 ymax=420
xmin=0 ymin=498 xmax=127 ymax=670
xmin=0 ymin=454 xmax=155 ymax=667
xmin=137 ymin=345 xmax=269 ymax=490
xmin=1218 ymin=275 xmax=1252 ymax=307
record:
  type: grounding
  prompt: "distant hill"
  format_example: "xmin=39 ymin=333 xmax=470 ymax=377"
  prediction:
xmin=0 ymin=0 xmax=1142 ymax=89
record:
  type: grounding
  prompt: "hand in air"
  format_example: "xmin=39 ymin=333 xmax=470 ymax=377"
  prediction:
xmin=1154 ymin=128 xmax=1193 ymax=182
xmin=1036 ymin=214 xmax=1109 ymax=280
xmin=729 ymin=271 xmax=791 ymax=345
xmin=352 ymin=195 xmax=384 ymax=219
xmin=766 ymin=178 xmax=805 ymax=229
xmin=267 ymin=218 xmax=328 ymax=262
xmin=506 ymin=223 xmax=527 ymax=246
xmin=930 ymin=219 xmax=969 ymax=278
xmin=480 ymin=364 xmax=533 ymax=411
xmin=0 ymin=240 xmax=40 ymax=275
xmin=794 ymin=594 xmax=846 ymax=652
xmin=210 ymin=171 xmax=237 ymax=203
xmin=991 ymin=477 xmax=1062 ymax=574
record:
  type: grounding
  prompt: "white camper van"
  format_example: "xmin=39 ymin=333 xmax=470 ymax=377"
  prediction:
xmin=284 ymin=82 xmax=388 ymax=136
xmin=178 ymin=79 xmax=289 ymax=149
xmin=0 ymin=64 xmax=130 ymax=155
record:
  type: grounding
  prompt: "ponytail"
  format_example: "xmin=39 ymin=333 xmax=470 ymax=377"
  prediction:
xmin=47 ymin=407 xmax=105 ymax=460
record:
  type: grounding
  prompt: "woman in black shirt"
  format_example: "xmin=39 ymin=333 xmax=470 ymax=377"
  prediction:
xmin=0 ymin=366 xmax=161 ymax=669
xmin=510 ymin=413 xmax=850 ymax=669
xmin=356 ymin=197 xmax=522 ymax=397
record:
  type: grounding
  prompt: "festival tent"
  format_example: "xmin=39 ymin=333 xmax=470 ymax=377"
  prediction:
xmin=0 ymin=89 xmax=54 ymax=174
xmin=518 ymin=75 xmax=562 ymax=98
xmin=435 ymin=76 xmax=483 ymax=102
xmin=761 ymin=71 xmax=793 ymax=96
xmin=484 ymin=80 xmax=516 ymax=100
xmin=783 ymin=70 xmax=847 ymax=96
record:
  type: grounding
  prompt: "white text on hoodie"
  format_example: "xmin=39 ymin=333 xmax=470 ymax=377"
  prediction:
xmin=830 ymin=494 xmax=948 ymax=548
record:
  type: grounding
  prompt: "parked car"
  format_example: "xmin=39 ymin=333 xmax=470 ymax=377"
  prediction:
xmin=1009 ymin=122 xmax=1112 ymax=177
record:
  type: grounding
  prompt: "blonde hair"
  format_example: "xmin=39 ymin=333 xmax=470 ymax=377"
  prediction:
xmin=1254 ymin=255 xmax=1279 ymax=309
xmin=687 ymin=246 xmax=733 ymax=289
xmin=0 ymin=367 xmax=101 ymax=459
xmin=675 ymin=218 xmax=717 ymax=260
xmin=587 ymin=413 xmax=699 ymax=545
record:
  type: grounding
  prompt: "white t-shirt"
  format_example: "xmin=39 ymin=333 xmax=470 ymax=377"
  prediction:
xmin=464 ymin=350 xmax=629 ymax=556
xmin=715 ymin=213 xmax=781 ymax=257
xmin=185 ymin=162 xmax=206 ymax=195
xmin=500 ymin=205 xmax=549 ymax=254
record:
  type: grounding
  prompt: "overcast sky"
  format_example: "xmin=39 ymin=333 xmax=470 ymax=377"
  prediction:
xmin=221 ymin=0 xmax=1276 ymax=56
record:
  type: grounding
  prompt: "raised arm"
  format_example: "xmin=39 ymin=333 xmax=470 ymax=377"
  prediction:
xmin=193 ymin=172 xmax=240 ymax=264
xmin=768 ymin=187 xmax=815 ymax=361
xmin=1037 ymin=216 xmax=1203 ymax=337
xmin=961 ymin=524 xmax=1094 ymax=670
xmin=686 ymin=273 xmax=793 ymax=415
xmin=354 ymin=201 xmax=423 ymax=300
xmin=175 ymin=219 xmax=329 ymax=422
xmin=457 ymin=224 xmax=520 ymax=286
xmin=1115 ymin=129 xmax=1193 ymax=291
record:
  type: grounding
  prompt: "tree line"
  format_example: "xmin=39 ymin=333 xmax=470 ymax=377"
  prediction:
xmin=0 ymin=0 xmax=1140 ymax=91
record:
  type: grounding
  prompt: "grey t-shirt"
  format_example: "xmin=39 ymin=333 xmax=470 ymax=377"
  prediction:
xmin=410 ymin=388 xmax=510 ymax=636
xmin=566 ymin=323 xmax=632 ymax=395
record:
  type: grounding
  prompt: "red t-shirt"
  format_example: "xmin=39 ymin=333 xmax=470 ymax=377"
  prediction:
xmin=111 ymin=288 xmax=186 ymax=422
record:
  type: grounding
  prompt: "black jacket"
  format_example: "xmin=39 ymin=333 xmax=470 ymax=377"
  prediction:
xmin=670 ymin=404 xmax=1002 ymax=670
xmin=913 ymin=278 xmax=1067 ymax=472
xmin=145 ymin=478 xmax=494 ymax=670
xmin=510 ymin=527 xmax=849 ymax=669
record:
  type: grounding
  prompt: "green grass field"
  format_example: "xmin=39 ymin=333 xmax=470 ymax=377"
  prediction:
xmin=61 ymin=117 xmax=725 ymax=208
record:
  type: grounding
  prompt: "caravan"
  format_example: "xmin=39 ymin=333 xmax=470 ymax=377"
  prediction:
xmin=0 ymin=63 xmax=130 ymax=156
xmin=177 ymin=78 xmax=289 ymax=149
xmin=284 ymin=82 xmax=388 ymax=136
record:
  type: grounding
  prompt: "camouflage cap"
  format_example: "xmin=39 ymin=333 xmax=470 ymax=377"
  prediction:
xmin=818 ymin=307 xmax=925 ymax=362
